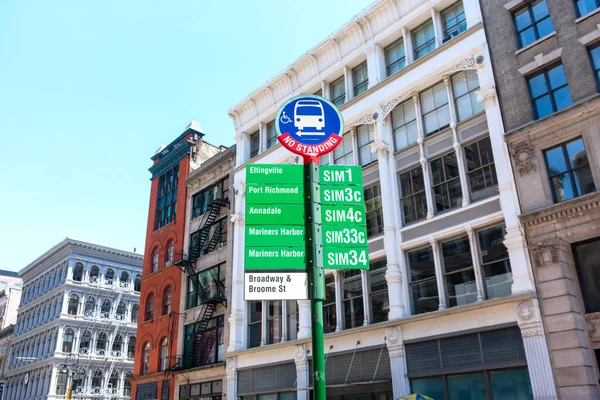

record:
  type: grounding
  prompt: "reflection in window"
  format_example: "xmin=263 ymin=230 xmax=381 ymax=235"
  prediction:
xmin=250 ymin=130 xmax=260 ymax=159
xmin=478 ymin=225 xmax=513 ymax=299
xmin=452 ymin=70 xmax=483 ymax=121
xmin=333 ymin=133 xmax=354 ymax=165
xmin=343 ymin=270 xmax=364 ymax=329
xmin=413 ymin=20 xmax=436 ymax=59
xmin=287 ymin=300 xmax=299 ymax=341
xmin=364 ymin=184 xmax=384 ymax=237
xmin=248 ymin=301 xmax=262 ymax=348
xmin=577 ymin=0 xmax=600 ymax=17
xmin=465 ymin=137 xmax=498 ymax=201
xmin=408 ymin=247 xmax=439 ymax=315
xmin=431 ymin=152 xmax=463 ymax=212
xmin=266 ymin=121 xmax=278 ymax=149
xmin=142 ymin=342 xmax=150 ymax=375
xmin=528 ymin=64 xmax=572 ymax=119
xmin=400 ymin=166 xmax=427 ymax=224
xmin=442 ymin=2 xmax=467 ymax=42
xmin=385 ymin=38 xmax=406 ymax=76
xmin=589 ymin=44 xmax=600 ymax=89
xmin=155 ymin=166 xmax=179 ymax=230
xmin=267 ymin=301 xmax=282 ymax=344
xmin=324 ymin=275 xmax=337 ymax=333
xmin=370 ymin=260 xmax=389 ymax=323
xmin=574 ymin=238 xmax=600 ymax=313
xmin=544 ymin=137 xmax=595 ymax=203
xmin=357 ymin=124 xmax=376 ymax=166
xmin=513 ymin=0 xmax=553 ymax=49
xmin=391 ymin=99 xmax=418 ymax=151
xmin=420 ymin=82 xmax=450 ymax=135
xmin=442 ymin=236 xmax=477 ymax=307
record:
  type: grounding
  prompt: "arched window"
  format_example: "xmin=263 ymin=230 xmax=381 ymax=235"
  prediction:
xmin=116 ymin=301 xmax=126 ymax=320
xmin=162 ymin=286 xmax=172 ymax=315
xmin=84 ymin=298 xmax=95 ymax=316
xmin=131 ymin=304 xmax=139 ymax=323
xmin=91 ymin=370 xmax=103 ymax=389
xmin=128 ymin=336 xmax=136 ymax=359
xmin=152 ymin=247 xmax=159 ymax=272
xmin=159 ymin=337 xmax=169 ymax=371
xmin=96 ymin=332 xmax=107 ymax=354
xmin=134 ymin=275 xmax=141 ymax=292
xmin=101 ymin=299 xmax=111 ymax=317
xmin=80 ymin=331 xmax=91 ymax=353
xmin=72 ymin=263 xmax=84 ymax=282
xmin=112 ymin=334 xmax=122 ymax=356
xmin=108 ymin=370 xmax=118 ymax=392
xmin=166 ymin=240 xmax=174 ymax=266
xmin=67 ymin=294 xmax=79 ymax=315
xmin=56 ymin=369 xmax=68 ymax=395
xmin=90 ymin=266 xmax=100 ymax=283
xmin=120 ymin=271 xmax=129 ymax=286
xmin=145 ymin=293 xmax=154 ymax=321
xmin=142 ymin=342 xmax=150 ymax=375
xmin=105 ymin=268 xmax=115 ymax=283
xmin=62 ymin=328 xmax=74 ymax=353
xmin=124 ymin=372 xmax=133 ymax=396
xmin=73 ymin=369 xmax=86 ymax=392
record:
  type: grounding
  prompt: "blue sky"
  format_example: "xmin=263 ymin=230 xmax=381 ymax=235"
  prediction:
xmin=0 ymin=0 xmax=373 ymax=271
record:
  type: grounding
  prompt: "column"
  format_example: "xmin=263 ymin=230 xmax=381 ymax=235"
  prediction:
xmin=297 ymin=300 xmax=312 ymax=339
xmin=228 ymin=182 xmax=246 ymax=352
xmin=281 ymin=300 xmax=288 ymax=342
xmin=348 ymin=128 xmax=358 ymax=164
xmin=475 ymin=50 xmax=535 ymax=294
xmin=444 ymin=76 xmax=470 ymax=207
xmin=516 ymin=299 xmax=558 ymax=399
xmin=48 ymin=364 xmax=58 ymax=395
xmin=226 ymin=357 xmax=237 ymax=400
xmin=295 ymin=344 xmax=310 ymax=400
xmin=67 ymin=261 xmax=74 ymax=281
xmin=61 ymin=291 xmax=70 ymax=315
xmin=402 ymin=27 xmax=414 ymax=65
xmin=258 ymin=121 xmax=266 ymax=154
xmin=333 ymin=270 xmax=343 ymax=332
xmin=466 ymin=225 xmax=485 ymax=302
xmin=463 ymin=0 xmax=483 ymax=28
xmin=413 ymin=94 xmax=435 ymax=219
xmin=344 ymin=65 xmax=353 ymax=102
xmin=74 ymin=327 xmax=81 ymax=355
xmin=371 ymin=136 xmax=405 ymax=319
xmin=366 ymin=43 xmax=386 ymax=88
xmin=430 ymin=238 xmax=446 ymax=310
xmin=431 ymin=8 xmax=444 ymax=47
xmin=321 ymin=80 xmax=329 ymax=100
xmin=235 ymin=133 xmax=251 ymax=166
xmin=119 ymin=371 xmax=125 ymax=395
xmin=261 ymin=300 xmax=268 ymax=346
xmin=361 ymin=269 xmax=371 ymax=326
xmin=386 ymin=327 xmax=411 ymax=399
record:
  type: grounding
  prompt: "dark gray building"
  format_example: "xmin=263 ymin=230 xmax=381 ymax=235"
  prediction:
xmin=480 ymin=0 xmax=600 ymax=398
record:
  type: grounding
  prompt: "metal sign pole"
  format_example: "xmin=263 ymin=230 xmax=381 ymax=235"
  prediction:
xmin=305 ymin=161 xmax=326 ymax=400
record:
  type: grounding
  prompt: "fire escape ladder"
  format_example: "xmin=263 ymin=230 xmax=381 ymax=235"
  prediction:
xmin=188 ymin=198 xmax=228 ymax=262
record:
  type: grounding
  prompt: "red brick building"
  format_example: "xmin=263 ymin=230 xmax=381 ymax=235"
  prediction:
xmin=132 ymin=121 xmax=222 ymax=400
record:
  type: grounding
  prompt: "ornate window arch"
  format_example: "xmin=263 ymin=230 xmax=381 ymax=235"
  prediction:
xmin=127 ymin=336 xmax=136 ymax=359
xmin=80 ymin=330 xmax=91 ymax=354
xmin=67 ymin=294 xmax=79 ymax=315
xmin=134 ymin=275 xmax=142 ymax=292
xmin=89 ymin=266 xmax=100 ymax=283
xmin=84 ymin=297 xmax=95 ymax=316
xmin=131 ymin=304 xmax=139 ymax=323
xmin=101 ymin=299 xmax=111 ymax=317
xmin=105 ymin=268 xmax=115 ymax=283
xmin=62 ymin=328 xmax=74 ymax=353
xmin=73 ymin=263 xmax=84 ymax=282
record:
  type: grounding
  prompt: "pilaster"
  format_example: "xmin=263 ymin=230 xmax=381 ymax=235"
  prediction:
xmin=344 ymin=65 xmax=353 ymax=102
xmin=431 ymin=8 xmax=443 ymax=48
xmin=402 ymin=27 xmax=414 ymax=65
xmin=226 ymin=357 xmax=237 ymax=400
xmin=295 ymin=344 xmax=310 ymax=400
xmin=430 ymin=237 xmax=446 ymax=310
xmin=228 ymin=181 xmax=247 ymax=352
xmin=298 ymin=300 xmax=312 ymax=339
xmin=333 ymin=270 xmax=343 ymax=332
xmin=386 ymin=326 xmax=410 ymax=399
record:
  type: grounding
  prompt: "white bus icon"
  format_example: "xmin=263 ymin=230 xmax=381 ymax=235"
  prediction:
xmin=294 ymin=100 xmax=325 ymax=132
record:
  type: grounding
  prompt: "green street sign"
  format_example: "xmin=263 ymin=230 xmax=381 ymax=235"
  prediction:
xmin=246 ymin=225 xmax=305 ymax=247
xmin=246 ymin=204 xmax=305 ymax=225
xmin=322 ymin=225 xmax=367 ymax=247
xmin=246 ymin=164 xmax=304 ymax=184
xmin=319 ymin=205 xmax=366 ymax=225
xmin=245 ymin=247 xmax=306 ymax=270
xmin=320 ymin=165 xmax=363 ymax=186
xmin=323 ymin=247 xmax=369 ymax=269
xmin=246 ymin=183 xmax=304 ymax=204
xmin=320 ymin=185 xmax=364 ymax=205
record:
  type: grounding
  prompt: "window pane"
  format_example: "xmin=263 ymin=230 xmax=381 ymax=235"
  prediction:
xmin=442 ymin=237 xmax=472 ymax=274
xmin=409 ymin=247 xmax=439 ymax=315
xmin=534 ymin=95 xmax=554 ymax=119
xmin=448 ymin=372 xmax=487 ymax=400
xmin=577 ymin=0 xmax=600 ymax=16
xmin=536 ymin=17 xmax=554 ymax=38
xmin=547 ymin=65 xmax=567 ymax=89
xmin=479 ymin=225 xmax=513 ymax=299
xmin=528 ymin=74 xmax=548 ymax=98
xmin=574 ymin=166 xmax=596 ymax=196
xmin=411 ymin=377 xmax=444 ymax=400
xmin=446 ymin=269 xmax=477 ymax=306
xmin=452 ymin=72 xmax=469 ymax=97
xmin=519 ymin=28 xmax=537 ymax=47
xmin=545 ymin=145 xmax=568 ymax=174
xmin=531 ymin=0 xmax=550 ymax=21
xmin=553 ymin=86 xmax=573 ymax=111
xmin=552 ymin=173 xmax=575 ymax=201
xmin=591 ymin=45 xmax=600 ymax=72
xmin=574 ymin=239 xmax=600 ymax=313
xmin=489 ymin=368 xmax=534 ymax=400
xmin=514 ymin=7 xmax=532 ymax=31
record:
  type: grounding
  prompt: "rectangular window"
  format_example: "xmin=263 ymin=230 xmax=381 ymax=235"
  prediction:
xmin=184 ymin=315 xmax=225 ymax=367
xmin=513 ymin=0 xmax=553 ymax=49
xmin=267 ymin=301 xmax=282 ymax=344
xmin=413 ymin=20 xmax=436 ymax=59
xmin=192 ymin=178 xmax=228 ymax=219
xmin=431 ymin=152 xmax=463 ymax=212
xmin=385 ymin=38 xmax=406 ymax=76
xmin=465 ymin=137 xmax=498 ymax=201
xmin=330 ymin=76 xmax=346 ymax=107
xmin=589 ymin=44 xmax=600 ymax=90
xmin=154 ymin=166 xmax=179 ymax=230
xmin=528 ymin=64 xmax=572 ymax=119
xmin=324 ymin=275 xmax=337 ymax=333
xmin=287 ymin=300 xmax=299 ymax=341
xmin=250 ymin=131 xmax=260 ymax=158
xmin=573 ymin=238 xmax=600 ymax=313
xmin=408 ymin=247 xmax=439 ymax=315
xmin=333 ymin=133 xmax=354 ymax=165
xmin=391 ymin=99 xmax=418 ymax=151
xmin=478 ymin=225 xmax=513 ymax=300
xmin=370 ymin=260 xmax=389 ymax=323
xmin=357 ymin=124 xmax=376 ymax=166
xmin=266 ymin=121 xmax=278 ymax=149
xmin=420 ymin=82 xmax=450 ymax=135
xmin=442 ymin=236 xmax=477 ymax=307
xmin=186 ymin=264 xmax=224 ymax=309
xmin=353 ymin=62 xmax=369 ymax=96
xmin=343 ymin=269 xmax=364 ymax=329
xmin=364 ymin=184 xmax=384 ymax=237
xmin=248 ymin=301 xmax=262 ymax=348
xmin=544 ymin=137 xmax=595 ymax=202
xmin=399 ymin=166 xmax=428 ymax=224
xmin=452 ymin=70 xmax=484 ymax=121
xmin=577 ymin=0 xmax=600 ymax=17
xmin=442 ymin=2 xmax=467 ymax=42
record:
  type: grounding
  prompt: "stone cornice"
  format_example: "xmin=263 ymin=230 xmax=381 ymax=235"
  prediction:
xmin=520 ymin=192 xmax=600 ymax=229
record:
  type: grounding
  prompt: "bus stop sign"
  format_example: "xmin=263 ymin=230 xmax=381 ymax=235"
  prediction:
xmin=276 ymin=95 xmax=344 ymax=159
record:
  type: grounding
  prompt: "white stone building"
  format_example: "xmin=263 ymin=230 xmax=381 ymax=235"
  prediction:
xmin=3 ymin=238 xmax=142 ymax=400
xmin=226 ymin=0 xmax=559 ymax=399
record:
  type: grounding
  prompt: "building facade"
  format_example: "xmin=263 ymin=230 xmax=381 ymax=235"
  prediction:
xmin=3 ymin=238 xmax=142 ymax=400
xmin=170 ymin=145 xmax=235 ymax=400
xmin=479 ymin=0 xmax=600 ymax=398
xmin=0 ymin=271 xmax=22 ymax=399
xmin=226 ymin=0 xmax=559 ymax=399
xmin=132 ymin=121 xmax=224 ymax=400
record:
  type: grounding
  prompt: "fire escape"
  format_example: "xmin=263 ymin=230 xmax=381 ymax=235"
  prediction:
xmin=170 ymin=198 xmax=228 ymax=372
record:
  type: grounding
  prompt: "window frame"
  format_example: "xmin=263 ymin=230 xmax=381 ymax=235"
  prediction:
xmin=399 ymin=165 xmax=428 ymax=224
xmin=451 ymin=70 xmax=484 ymax=122
xmin=357 ymin=124 xmax=376 ymax=166
xmin=154 ymin=166 xmax=179 ymax=230
xmin=391 ymin=99 xmax=418 ymax=151
xmin=431 ymin=151 xmax=463 ymax=213
xmin=352 ymin=62 xmax=369 ymax=97
xmin=267 ymin=300 xmax=283 ymax=345
xmin=364 ymin=183 xmax=384 ymax=237
xmin=266 ymin=120 xmax=278 ymax=149
xmin=145 ymin=293 xmax=154 ymax=322
xmin=159 ymin=337 xmax=169 ymax=371
xmin=408 ymin=246 xmax=439 ymax=315
xmin=162 ymin=286 xmax=172 ymax=315
xmin=250 ymin=130 xmax=260 ymax=158
xmin=152 ymin=247 xmax=159 ymax=272
xmin=513 ymin=0 xmax=553 ymax=49
xmin=527 ymin=63 xmax=572 ymax=120
xmin=464 ymin=136 xmax=498 ymax=202
xmin=442 ymin=2 xmax=467 ymax=42
xmin=62 ymin=328 xmax=74 ymax=353
xmin=413 ymin=20 xmax=437 ymax=60
xmin=441 ymin=236 xmax=477 ymax=308
xmin=342 ymin=269 xmax=364 ymax=329
xmin=166 ymin=240 xmax=174 ymax=266
xmin=248 ymin=301 xmax=263 ymax=348
xmin=420 ymin=81 xmax=450 ymax=136
xmin=333 ymin=133 xmax=354 ymax=165
xmin=385 ymin=37 xmax=406 ymax=76
xmin=576 ymin=0 xmax=600 ymax=17
xmin=330 ymin=76 xmax=346 ymax=107
xmin=589 ymin=43 xmax=600 ymax=92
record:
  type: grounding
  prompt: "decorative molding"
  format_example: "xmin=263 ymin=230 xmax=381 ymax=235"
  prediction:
xmin=585 ymin=312 xmax=600 ymax=348
xmin=381 ymin=92 xmax=412 ymax=118
xmin=230 ymin=213 xmax=245 ymax=225
xmin=286 ymin=155 xmax=302 ymax=165
xmin=370 ymin=139 xmax=391 ymax=156
xmin=234 ymin=133 xmax=243 ymax=143
xmin=476 ymin=84 xmax=497 ymax=107
xmin=234 ymin=182 xmax=246 ymax=198
xmin=386 ymin=327 xmax=401 ymax=344
xmin=295 ymin=344 xmax=307 ymax=361
xmin=347 ymin=111 xmax=377 ymax=127
xmin=510 ymin=141 xmax=537 ymax=176
xmin=530 ymin=240 xmax=560 ymax=267
xmin=517 ymin=300 xmax=536 ymax=321
xmin=521 ymin=192 xmax=600 ymax=228
xmin=388 ymin=348 xmax=405 ymax=358
xmin=578 ymin=23 xmax=600 ymax=45
xmin=517 ymin=48 xmax=563 ymax=75
xmin=521 ymin=328 xmax=542 ymax=338
xmin=442 ymin=55 xmax=477 ymax=75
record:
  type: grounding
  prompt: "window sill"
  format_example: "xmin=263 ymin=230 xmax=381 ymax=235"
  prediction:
xmin=515 ymin=32 xmax=556 ymax=55
xmin=576 ymin=7 xmax=600 ymax=23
